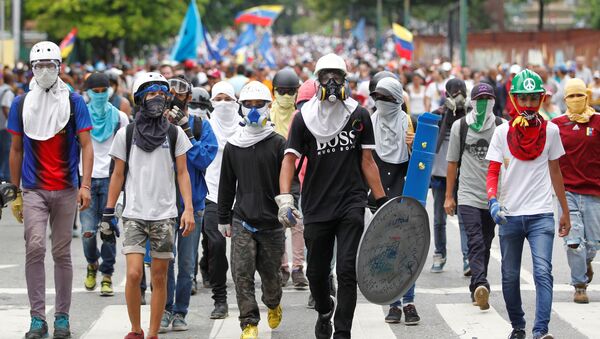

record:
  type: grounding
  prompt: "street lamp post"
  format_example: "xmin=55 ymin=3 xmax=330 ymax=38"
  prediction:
xmin=459 ymin=0 xmax=468 ymax=67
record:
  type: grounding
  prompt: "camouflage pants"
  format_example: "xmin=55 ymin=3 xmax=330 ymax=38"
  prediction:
xmin=230 ymin=218 xmax=285 ymax=328
xmin=122 ymin=218 xmax=176 ymax=259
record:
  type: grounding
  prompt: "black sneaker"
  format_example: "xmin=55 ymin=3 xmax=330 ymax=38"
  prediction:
xmin=508 ymin=328 xmax=526 ymax=339
xmin=402 ymin=304 xmax=420 ymax=326
xmin=315 ymin=296 xmax=336 ymax=339
xmin=25 ymin=317 xmax=48 ymax=339
xmin=384 ymin=306 xmax=402 ymax=323
xmin=210 ymin=302 xmax=228 ymax=319
xmin=307 ymin=293 xmax=315 ymax=309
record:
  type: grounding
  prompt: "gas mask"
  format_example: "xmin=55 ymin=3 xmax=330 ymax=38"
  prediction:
xmin=241 ymin=105 xmax=269 ymax=127
xmin=319 ymin=78 xmax=347 ymax=102
xmin=142 ymin=95 xmax=168 ymax=118
xmin=445 ymin=94 xmax=466 ymax=113
xmin=33 ymin=66 xmax=59 ymax=90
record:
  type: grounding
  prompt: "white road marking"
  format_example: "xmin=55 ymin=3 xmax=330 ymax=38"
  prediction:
xmin=437 ymin=303 xmax=512 ymax=339
xmin=351 ymin=303 xmax=396 ymax=338
xmin=208 ymin=304 xmax=272 ymax=339
xmin=0 ymin=264 xmax=18 ymax=270
xmin=552 ymin=302 xmax=600 ymax=339
xmin=0 ymin=305 xmax=53 ymax=338
xmin=81 ymin=305 xmax=150 ymax=339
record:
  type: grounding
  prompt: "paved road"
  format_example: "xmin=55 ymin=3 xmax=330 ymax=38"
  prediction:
xmin=0 ymin=193 xmax=598 ymax=339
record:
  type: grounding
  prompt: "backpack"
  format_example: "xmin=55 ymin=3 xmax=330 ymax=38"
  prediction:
xmin=458 ymin=116 xmax=503 ymax=165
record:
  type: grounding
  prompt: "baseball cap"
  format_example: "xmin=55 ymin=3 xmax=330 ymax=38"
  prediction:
xmin=207 ymin=68 xmax=222 ymax=79
xmin=471 ymin=82 xmax=496 ymax=100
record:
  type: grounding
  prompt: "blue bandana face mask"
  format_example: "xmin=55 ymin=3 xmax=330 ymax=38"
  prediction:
xmin=87 ymin=89 xmax=109 ymax=114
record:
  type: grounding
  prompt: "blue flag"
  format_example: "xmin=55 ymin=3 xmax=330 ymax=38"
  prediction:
xmin=202 ymin=25 xmax=222 ymax=62
xmin=217 ymin=36 xmax=229 ymax=52
xmin=352 ymin=18 xmax=366 ymax=43
xmin=171 ymin=0 xmax=203 ymax=62
xmin=231 ymin=24 xmax=257 ymax=54
xmin=258 ymin=31 xmax=275 ymax=68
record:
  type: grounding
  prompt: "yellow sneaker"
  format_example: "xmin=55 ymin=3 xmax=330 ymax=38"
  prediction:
xmin=267 ymin=304 xmax=282 ymax=329
xmin=240 ymin=324 xmax=258 ymax=339
xmin=84 ymin=264 xmax=97 ymax=291
xmin=100 ymin=275 xmax=114 ymax=296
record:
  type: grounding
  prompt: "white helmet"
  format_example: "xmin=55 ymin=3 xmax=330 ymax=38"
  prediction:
xmin=314 ymin=53 xmax=347 ymax=76
xmin=509 ymin=64 xmax=522 ymax=75
xmin=30 ymin=41 xmax=61 ymax=63
xmin=132 ymin=72 xmax=169 ymax=103
xmin=238 ymin=81 xmax=272 ymax=103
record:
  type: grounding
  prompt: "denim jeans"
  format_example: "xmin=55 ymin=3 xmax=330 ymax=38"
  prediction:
xmin=166 ymin=212 xmax=203 ymax=316
xmin=562 ymin=191 xmax=600 ymax=285
xmin=390 ymin=283 xmax=416 ymax=307
xmin=431 ymin=176 xmax=468 ymax=260
xmin=499 ymin=213 xmax=555 ymax=337
xmin=79 ymin=178 xmax=116 ymax=276
xmin=0 ymin=129 xmax=11 ymax=181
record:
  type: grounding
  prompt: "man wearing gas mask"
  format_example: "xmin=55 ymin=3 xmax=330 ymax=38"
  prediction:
xmin=103 ymin=72 xmax=196 ymax=339
xmin=279 ymin=53 xmax=387 ymax=339
xmin=160 ymin=76 xmax=217 ymax=333
xmin=430 ymin=79 xmax=470 ymax=276
xmin=486 ymin=69 xmax=570 ymax=339
xmin=217 ymin=81 xmax=287 ymax=339
xmin=8 ymin=41 xmax=93 ymax=339
xmin=445 ymin=83 xmax=505 ymax=311
xmin=552 ymin=78 xmax=600 ymax=304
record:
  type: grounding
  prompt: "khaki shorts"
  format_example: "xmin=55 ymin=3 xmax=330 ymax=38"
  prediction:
xmin=122 ymin=218 xmax=176 ymax=259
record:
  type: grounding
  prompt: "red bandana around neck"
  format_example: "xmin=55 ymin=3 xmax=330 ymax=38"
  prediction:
xmin=507 ymin=114 xmax=547 ymax=160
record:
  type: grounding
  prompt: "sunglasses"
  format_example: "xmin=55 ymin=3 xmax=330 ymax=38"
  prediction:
xmin=371 ymin=93 xmax=398 ymax=103
xmin=241 ymin=100 xmax=267 ymax=109
xmin=33 ymin=60 xmax=59 ymax=71
xmin=168 ymin=78 xmax=191 ymax=94
xmin=275 ymin=87 xmax=298 ymax=96
xmin=188 ymin=102 xmax=211 ymax=110
xmin=516 ymin=93 xmax=542 ymax=101
xmin=318 ymin=71 xmax=345 ymax=85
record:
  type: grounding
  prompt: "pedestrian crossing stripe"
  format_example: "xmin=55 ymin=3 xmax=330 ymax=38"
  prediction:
xmin=437 ymin=303 xmax=512 ymax=339
xmin=0 ymin=305 xmax=53 ymax=339
xmin=552 ymin=302 xmax=600 ymax=339
xmin=81 ymin=305 xmax=151 ymax=339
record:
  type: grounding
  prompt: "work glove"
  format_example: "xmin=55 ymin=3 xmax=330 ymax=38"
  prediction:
xmin=98 ymin=207 xmax=120 ymax=243
xmin=11 ymin=190 xmax=23 ymax=223
xmin=369 ymin=196 xmax=390 ymax=214
xmin=168 ymin=106 xmax=189 ymax=126
xmin=275 ymin=193 xmax=303 ymax=228
xmin=488 ymin=198 xmax=508 ymax=225
xmin=218 ymin=224 xmax=231 ymax=237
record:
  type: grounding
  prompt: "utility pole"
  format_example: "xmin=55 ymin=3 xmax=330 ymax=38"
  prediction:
xmin=459 ymin=0 xmax=468 ymax=67
xmin=404 ymin=0 xmax=410 ymax=27
xmin=376 ymin=0 xmax=382 ymax=56
xmin=12 ymin=0 xmax=20 ymax=62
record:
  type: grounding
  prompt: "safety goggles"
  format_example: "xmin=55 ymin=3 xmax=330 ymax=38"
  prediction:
xmin=189 ymin=101 xmax=211 ymax=110
xmin=516 ymin=93 xmax=542 ymax=102
xmin=168 ymin=78 xmax=191 ymax=94
xmin=241 ymin=100 xmax=268 ymax=109
xmin=275 ymin=87 xmax=298 ymax=96
xmin=135 ymin=83 xmax=169 ymax=99
xmin=318 ymin=70 xmax=345 ymax=85
xmin=32 ymin=60 xmax=59 ymax=71
xmin=371 ymin=93 xmax=398 ymax=104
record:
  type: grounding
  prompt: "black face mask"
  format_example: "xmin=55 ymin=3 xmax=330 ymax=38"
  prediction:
xmin=170 ymin=96 xmax=188 ymax=111
xmin=143 ymin=96 xmax=167 ymax=117
xmin=322 ymin=78 xmax=344 ymax=102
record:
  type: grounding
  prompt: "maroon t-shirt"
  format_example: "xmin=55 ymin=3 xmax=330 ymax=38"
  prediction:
xmin=552 ymin=114 xmax=600 ymax=196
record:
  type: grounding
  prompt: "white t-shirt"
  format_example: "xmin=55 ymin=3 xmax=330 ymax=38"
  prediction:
xmin=109 ymin=126 xmax=192 ymax=220
xmin=80 ymin=111 xmax=130 ymax=178
xmin=425 ymin=81 xmax=444 ymax=112
xmin=485 ymin=122 xmax=565 ymax=216
xmin=205 ymin=121 xmax=225 ymax=204
xmin=408 ymin=84 xmax=425 ymax=114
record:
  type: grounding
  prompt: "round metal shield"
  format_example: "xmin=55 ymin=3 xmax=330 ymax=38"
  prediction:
xmin=356 ymin=196 xmax=430 ymax=305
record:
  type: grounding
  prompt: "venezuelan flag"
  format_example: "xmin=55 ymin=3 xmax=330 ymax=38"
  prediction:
xmin=235 ymin=5 xmax=283 ymax=27
xmin=392 ymin=23 xmax=413 ymax=60
xmin=59 ymin=28 xmax=77 ymax=59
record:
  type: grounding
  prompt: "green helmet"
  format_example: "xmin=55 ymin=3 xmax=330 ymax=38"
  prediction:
xmin=510 ymin=69 xmax=545 ymax=94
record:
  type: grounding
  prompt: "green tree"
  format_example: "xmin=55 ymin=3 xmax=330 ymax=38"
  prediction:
xmin=24 ymin=0 xmax=200 ymax=60
xmin=576 ymin=0 xmax=600 ymax=29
